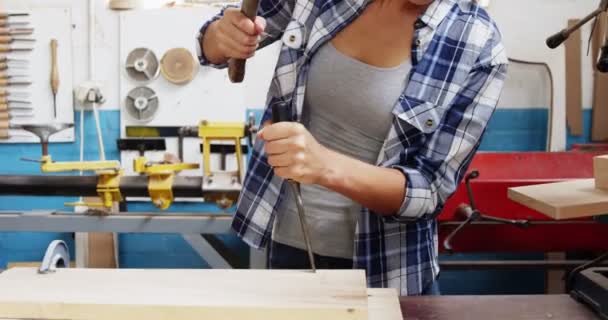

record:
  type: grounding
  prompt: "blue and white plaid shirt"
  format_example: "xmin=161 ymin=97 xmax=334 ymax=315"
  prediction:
xmin=198 ymin=0 xmax=507 ymax=295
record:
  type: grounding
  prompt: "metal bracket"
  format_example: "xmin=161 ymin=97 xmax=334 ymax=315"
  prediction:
xmin=38 ymin=240 xmax=70 ymax=274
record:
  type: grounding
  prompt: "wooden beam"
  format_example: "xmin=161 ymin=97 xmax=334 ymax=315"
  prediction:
xmin=367 ymin=289 xmax=401 ymax=320
xmin=508 ymin=179 xmax=608 ymax=220
xmin=592 ymin=13 xmax=608 ymax=141
xmin=594 ymin=155 xmax=608 ymax=190
xmin=565 ymin=19 xmax=583 ymax=136
xmin=0 ymin=268 xmax=369 ymax=320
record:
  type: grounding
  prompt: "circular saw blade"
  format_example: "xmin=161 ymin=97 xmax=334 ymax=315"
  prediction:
xmin=125 ymin=48 xmax=160 ymax=82
xmin=125 ymin=86 xmax=159 ymax=122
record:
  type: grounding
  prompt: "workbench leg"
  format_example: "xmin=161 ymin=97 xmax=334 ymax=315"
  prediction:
xmin=546 ymin=252 xmax=566 ymax=293
xmin=182 ymin=234 xmax=233 ymax=269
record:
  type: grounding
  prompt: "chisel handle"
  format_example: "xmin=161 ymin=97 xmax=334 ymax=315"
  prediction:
xmin=0 ymin=97 xmax=7 ymax=104
xmin=0 ymin=36 xmax=12 ymax=43
xmin=0 ymin=121 xmax=9 ymax=130
xmin=0 ymin=62 xmax=6 ymax=70
xmin=0 ymin=111 xmax=8 ymax=121
xmin=0 ymin=28 xmax=9 ymax=36
xmin=0 ymin=45 xmax=12 ymax=53
xmin=0 ymin=79 xmax=8 ymax=86
xmin=0 ymin=103 xmax=7 ymax=111
xmin=0 ymin=89 xmax=6 ymax=96
xmin=50 ymin=39 xmax=59 ymax=95
xmin=227 ymin=0 xmax=261 ymax=83
xmin=0 ymin=128 xmax=8 ymax=139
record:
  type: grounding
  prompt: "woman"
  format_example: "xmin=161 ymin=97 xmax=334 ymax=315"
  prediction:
xmin=197 ymin=0 xmax=507 ymax=295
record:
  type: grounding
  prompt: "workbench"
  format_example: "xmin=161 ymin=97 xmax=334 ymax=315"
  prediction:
xmin=400 ymin=295 xmax=598 ymax=320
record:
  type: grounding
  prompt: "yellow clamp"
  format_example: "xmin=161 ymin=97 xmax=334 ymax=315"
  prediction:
xmin=40 ymin=155 xmax=122 ymax=173
xmin=64 ymin=169 xmax=123 ymax=210
xmin=134 ymin=157 xmax=199 ymax=210
xmin=198 ymin=120 xmax=246 ymax=179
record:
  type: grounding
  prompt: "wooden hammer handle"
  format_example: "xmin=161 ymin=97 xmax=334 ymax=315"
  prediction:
xmin=50 ymin=39 xmax=59 ymax=95
xmin=227 ymin=0 xmax=261 ymax=83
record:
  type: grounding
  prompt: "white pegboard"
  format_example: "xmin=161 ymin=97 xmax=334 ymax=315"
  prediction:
xmin=1 ymin=7 xmax=75 ymax=143
xmin=119 ymin=6 xmax=280 ymax=176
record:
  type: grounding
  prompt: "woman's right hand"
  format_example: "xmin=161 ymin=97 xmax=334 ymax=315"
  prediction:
xmin=202 ymin=8 xmax=267 ymax=63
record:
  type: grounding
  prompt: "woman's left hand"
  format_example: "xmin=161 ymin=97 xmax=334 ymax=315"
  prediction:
xmin=257 ymin=122 xmax=332 ymax=184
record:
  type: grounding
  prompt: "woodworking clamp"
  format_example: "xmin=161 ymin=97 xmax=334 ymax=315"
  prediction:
xmin=17 ymin=123 xmax=123 ymax=210
xmin=198 ymin=118 xmax=255 ymax=209
xmin=133 ymin=156 xmax=200 ymax=210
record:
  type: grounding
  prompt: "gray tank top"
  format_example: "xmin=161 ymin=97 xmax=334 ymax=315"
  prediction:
xmin=272 ymin=42 xmax=412 ymax=259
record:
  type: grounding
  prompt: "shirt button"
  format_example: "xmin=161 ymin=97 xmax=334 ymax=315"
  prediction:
xmin=414 ymin=19 xmax=425 ymax=29
xmin=289 ymin=34 xmax=297 ymax=43
xmin=425 ymin=119 xmax=434 ymax=128
xmin=415 ymin=39 xmax=421 ymax=46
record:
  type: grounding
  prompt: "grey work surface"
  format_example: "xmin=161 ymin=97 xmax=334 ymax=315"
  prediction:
xmin=400 ymin=295 xmax=599 ymax=320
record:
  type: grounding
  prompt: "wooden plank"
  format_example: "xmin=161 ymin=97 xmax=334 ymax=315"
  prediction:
xmin=595 ymin=155 xmax=608 ymax=189
xmin=565 ymin=19 xmax=583 ymax=136
xmin=0 ymin=268 xmax=368 ymax=320
xmin=592 ymin=13 xmax=608 ymax=141
xmin=508 ymin=179 xmax=608 ymax=220
xmin=367 ymin=289 xmax=402 ymax=320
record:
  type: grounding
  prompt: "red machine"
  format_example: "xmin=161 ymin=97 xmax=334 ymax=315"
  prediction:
xmin=439 ymin=152 xmax=608 ymax=254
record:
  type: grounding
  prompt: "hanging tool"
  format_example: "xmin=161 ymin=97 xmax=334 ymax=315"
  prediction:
xmin=227 ymin=0 xmax=261 ymax=83
xmin=0 ymin=129 xmax=30 ymax=140
xmin=0 ymin=73 xmax=28 ymax=81
xmin=0 ymin=28 xmax=34 ymax=36
xmin=50 ymin=39 xmax=59 ymax=119
xmin=0 ymin=78 xmax=31 ymax=86
xmin=0 ymin=56 xmax=28 ymax=70
xmin=271 ymin=102 xmax=316 ymax=272
xmin=0 ymin=45 xmax=33 ymax=53
xmin=125 ymin=86 xmax=158 ymax=122
xmin=0 ymin=36 xmax=35 ymax=44
xmin=0 ymin=89 xmax=29 ymax=99
xmin=0 ymin=13 xmax=29 ymax=18
xmin=0 ymin=110 xmax=32 ymax=121
xmin=0 ymin=98 xmax=30 ymax=106
xmin=0 ymin=20 xmax=29 ymax=27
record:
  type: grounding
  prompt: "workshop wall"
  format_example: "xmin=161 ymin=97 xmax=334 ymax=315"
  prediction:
xmin=0 ymin=0 xmax=602 ymax=295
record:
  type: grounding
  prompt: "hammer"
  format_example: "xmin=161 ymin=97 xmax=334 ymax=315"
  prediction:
xmin=227 ymin=0 xmax=261 ymax=83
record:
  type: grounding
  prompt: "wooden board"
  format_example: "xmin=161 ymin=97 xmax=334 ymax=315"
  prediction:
xmin=0 ymin=268 xmax=368 ymax=320
xmin=367 ymin=289 xmax=402 ymax=320
xmin=565 ymin=19 xmax=583 ymax=136
xmin=595 ymin=155 xmax=608 ymax=190
xmin=508 ymin=179 xmax=608 ymax=220
xmin=592 ymin=13 xmax=608 ymax=142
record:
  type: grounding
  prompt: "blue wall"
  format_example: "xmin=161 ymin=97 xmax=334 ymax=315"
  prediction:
xmin=0 ymin=107 xmax=595 ymax=294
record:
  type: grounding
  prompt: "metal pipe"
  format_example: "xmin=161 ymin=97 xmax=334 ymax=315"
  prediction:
xmin=0 ymin=175 xmax=203 ymax=197
xmin=440 ymin=260 xmax=608 ymax=270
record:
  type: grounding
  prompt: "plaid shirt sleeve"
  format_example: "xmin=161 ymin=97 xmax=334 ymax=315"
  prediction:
xmin=390 ymin=24 xmax=508 ymax=221
xmin=197 ymin=0 xmax=295 ymax=68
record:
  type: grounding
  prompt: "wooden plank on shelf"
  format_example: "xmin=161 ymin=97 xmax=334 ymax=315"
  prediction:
xmin=595 ymin=155 xmax=608 ymax=190
xmin=592 ymin=13 xmax=608 ymax=141
xmin=508 ymin=179 xmax=608 ymax=220
xmin=0 ymin=268 xmax=369 ymax=320
xmin=565 ymin=19 xmax=583 ymax=136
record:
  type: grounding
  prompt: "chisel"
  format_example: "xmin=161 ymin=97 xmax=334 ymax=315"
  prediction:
xmin=0 ymin=56 xmax=28 ymax=69
xmin=0 ymin=78 xmax=31 ymax=86
xmin=0 ymin=101 xmax=32 ymax=112
xmin=0 ymin=36 xmax=35 ymax=44
xmin=50 ymin=39 xmax=59 ymax=118
xmin=0 ymin=110 xmax=32 ymax=121
xmin=0 ymin=20 xmax=28 ymax=27
xmin=0 ymin=28 xmax=34 ymax=36
xmin=0 ymin=13 xmax=29 ymax=18
xmin=0 ymin=89 xmax=29 ymax=98
xmin=0 ymin=45 xmax=33 ymax=53
xmin=0 ymin=97 xmax=30 ymax=104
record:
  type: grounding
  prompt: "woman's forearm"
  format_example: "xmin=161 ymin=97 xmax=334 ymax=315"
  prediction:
xmin=318 ymin=149 xmax=406 ymax=216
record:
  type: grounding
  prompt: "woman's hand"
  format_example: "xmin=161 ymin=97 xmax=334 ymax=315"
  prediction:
xmin=258 ymin=122 xmax=332 ymax=185
xmin=202 ymin=8 xmax=267 ymax=64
